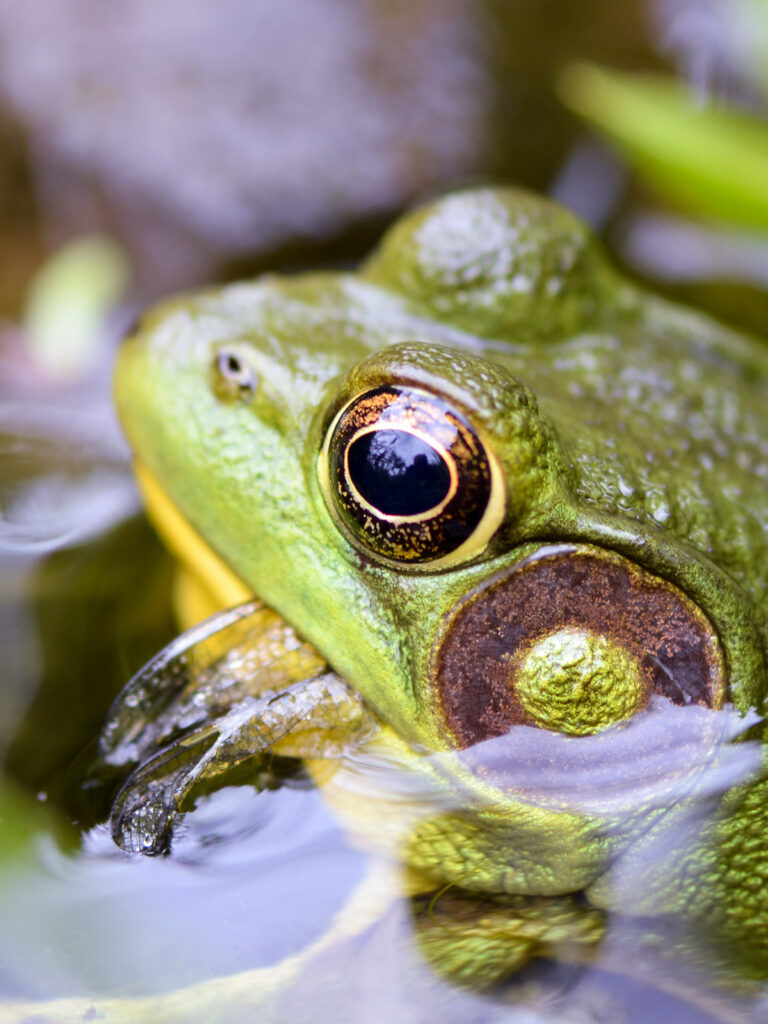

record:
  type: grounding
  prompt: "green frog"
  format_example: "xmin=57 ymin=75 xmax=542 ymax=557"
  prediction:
xmin=101 ymin=187 xmax=768 ymax=1006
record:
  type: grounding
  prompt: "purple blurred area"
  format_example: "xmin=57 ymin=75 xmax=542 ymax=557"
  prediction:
xmin=0 ymin=0 xmax=492 ymax=296
xmin=0 ymin=0 xmax=653 ymax=304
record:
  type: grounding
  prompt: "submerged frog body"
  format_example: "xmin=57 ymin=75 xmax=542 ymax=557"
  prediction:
xmin=105 ymin=188 xmax=768 ymax=994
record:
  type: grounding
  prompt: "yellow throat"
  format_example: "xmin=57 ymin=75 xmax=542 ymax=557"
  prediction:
xmin=133 ymin=461 xmax=253 ymax=627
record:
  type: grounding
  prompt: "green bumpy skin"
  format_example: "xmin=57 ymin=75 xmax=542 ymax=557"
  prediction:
xmin=513 ymin=627 xmax=647 ymax=734
xmin=115 ymin=188 xmax=768 ymax=983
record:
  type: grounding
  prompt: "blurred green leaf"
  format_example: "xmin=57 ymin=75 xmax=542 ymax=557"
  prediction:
xmin=0 ymin=778 xmax=62 ymax=866
xmin=23 ymin=235 xmax=130 ymax=379
xmin=734 ymin=0 xmax=768 ymax=97
xmin=559 ymin=62 xmax=768 ymax=231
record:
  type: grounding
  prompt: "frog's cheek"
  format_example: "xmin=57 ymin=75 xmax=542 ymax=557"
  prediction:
xmin=433 ymin=544 xmax=726 ymax=749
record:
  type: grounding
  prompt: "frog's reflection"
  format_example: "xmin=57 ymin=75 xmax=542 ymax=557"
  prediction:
xmin=351 ymin=697 xmax=764 ymax=993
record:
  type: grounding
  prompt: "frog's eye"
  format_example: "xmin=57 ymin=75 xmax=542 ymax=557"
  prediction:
xmin=212 ymin=346 xmax=258 ymax=401
xmin=321 ymin=386 xmax=504 ymax=567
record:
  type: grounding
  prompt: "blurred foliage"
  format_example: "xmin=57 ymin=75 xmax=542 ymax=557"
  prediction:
xmin=558 ymin=0 xmax=768 ymax=337
xmin=23 ymin=236 xmax=130 ymax=380
xmin=737 ymin=0 xmax=768 ymax=96
xmin=0 ymin=777 xmax=64 ymax=864
xmin=560 ymin=62 xmax=768 ymax=233
xmin=3 ymin=516 xmax=176 ymax=827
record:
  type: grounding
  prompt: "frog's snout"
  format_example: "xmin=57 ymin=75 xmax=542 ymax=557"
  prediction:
xmin=434 ymin=544 xmax=726 ymax=748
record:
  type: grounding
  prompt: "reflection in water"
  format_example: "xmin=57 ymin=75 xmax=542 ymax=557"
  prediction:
xmin=0 ymin=401 xmax=134 ymax=555
xmin=329 ymin=696 xmax=761 ymax=839
xmin=452 ymin=696 xmax=761 ymax=812
xmin=0 ymin=786 xmax=366 ymax=998
xmin=0 ymin=392 xmax=141 ymax=768
xmin=0 ymin=697 xmax=765 ymax=1022
xmin=326 ymin=699 xmax=766 ymax=1019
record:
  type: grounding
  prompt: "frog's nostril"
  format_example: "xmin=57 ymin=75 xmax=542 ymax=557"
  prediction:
xmin=434 ymin=544 xmax=725 ymax=748
xmin=211 ymin=345 xmax=258 ymax=400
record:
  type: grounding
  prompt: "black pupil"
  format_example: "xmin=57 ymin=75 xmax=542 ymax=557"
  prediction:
xmin=347 ymin=429 xmax=451 ymax=516
xmin=221 ymin=352 xmax=243 ymax=378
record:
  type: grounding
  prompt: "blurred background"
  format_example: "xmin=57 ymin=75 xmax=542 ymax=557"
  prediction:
xmin=0 ymin=0 xmax=767 ymax=1017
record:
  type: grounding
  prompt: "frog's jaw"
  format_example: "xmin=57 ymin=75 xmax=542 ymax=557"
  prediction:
xmin=134 ymin=460 xmax=252 ymax=624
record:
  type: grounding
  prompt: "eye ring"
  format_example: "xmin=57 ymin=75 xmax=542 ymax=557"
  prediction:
xmin=320 ymin=385 xmax=505 ymax=568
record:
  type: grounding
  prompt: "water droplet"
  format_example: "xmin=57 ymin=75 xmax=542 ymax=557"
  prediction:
xmin=617 ymin=477 xmax=635 ymax=499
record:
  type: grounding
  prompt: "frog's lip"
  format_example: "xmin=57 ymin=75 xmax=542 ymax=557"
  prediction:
xmin=133 ymin=460 xmax=254 ymax=613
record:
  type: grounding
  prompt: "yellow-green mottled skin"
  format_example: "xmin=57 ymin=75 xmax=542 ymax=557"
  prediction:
xmin=514 ymin=628 xmax=647 ymax=734
xmin=115 ymin=188 xmax=768 ymax=984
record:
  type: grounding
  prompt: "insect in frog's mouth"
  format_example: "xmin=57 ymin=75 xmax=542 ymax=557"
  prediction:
xmin=434 ymin=544 xmax=726 ymax=749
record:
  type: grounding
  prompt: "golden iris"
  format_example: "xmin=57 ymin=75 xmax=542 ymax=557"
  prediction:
xmin=321 ymin=385 xmax=504 ymax=567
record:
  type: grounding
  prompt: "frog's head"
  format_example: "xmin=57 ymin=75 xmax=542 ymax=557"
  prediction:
xmin=115 ymin=188 xmax=767 ymax=893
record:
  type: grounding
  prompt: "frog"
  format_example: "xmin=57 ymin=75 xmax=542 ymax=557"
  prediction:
xmin=100 ymin=186 xmax=768 ymax=1006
